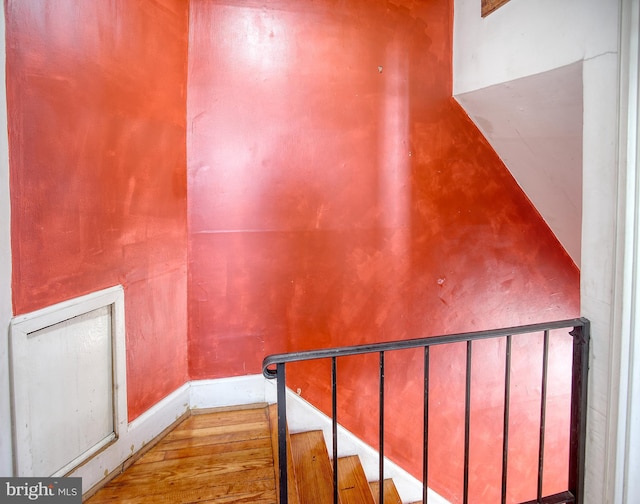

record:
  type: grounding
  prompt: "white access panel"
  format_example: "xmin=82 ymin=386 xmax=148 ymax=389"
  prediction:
xmin=10 ymin=286 xmax=126 ymax=477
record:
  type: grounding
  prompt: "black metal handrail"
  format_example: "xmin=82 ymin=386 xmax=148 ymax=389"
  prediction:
xmin=262 ymin=317 xmax=590 ymax=504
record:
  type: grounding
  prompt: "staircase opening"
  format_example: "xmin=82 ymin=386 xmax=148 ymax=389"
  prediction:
xmin=264 ymin=318 xmax=589 ymax=504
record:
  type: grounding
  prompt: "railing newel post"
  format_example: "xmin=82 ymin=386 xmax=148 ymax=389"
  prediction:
xmin=463 ymin=340 xmax=472 ymax=504
xmin=501 ymin=335 xmax=512 ymax=504
xmin=569 ymin=320 xmax=590 ymax=504
xmin=423 ymin=345 xmax=430 ymax=504
xmin=332 ymin=357 xmax=338 ymax=504
xmin=277 ymin=362 xmax=288 ymax=504
xmin=537 ymin=330 xmax=551 ymax=501
xmin=379 ymin=351 xmax=385 ymax=504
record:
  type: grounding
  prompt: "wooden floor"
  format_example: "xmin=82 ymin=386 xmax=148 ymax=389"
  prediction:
xmin=86 ymin=406 xmax=277 ymax=504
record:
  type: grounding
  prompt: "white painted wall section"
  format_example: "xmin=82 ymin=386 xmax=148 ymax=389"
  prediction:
xmin=605 ymin=2 xmax=640 ymax=502
xmin=456 ymin=62 xmax=583 ymax=265
xmin=10 ymin=287 xmax=127 ymax=478
xmin=581 ymin=50 xmax=620 ymax=504
xmin=0 ymin=5 xmax=14 ymax=477
xmin=453 ymin=0 xmax=619 ymax=266
xmin=453 ymin=0 xmax=618 ymax=96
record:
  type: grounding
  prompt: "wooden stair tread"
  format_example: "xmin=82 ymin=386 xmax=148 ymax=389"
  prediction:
xmin=369 ymin=479 xmax=402 ymax=504
xmin=337 ymin=455 xmax=375 ymax=504
xmin=267 ymin=404 xmax=301 ymax=504
xmin=291 ymin=430 xmax=337 ymax=504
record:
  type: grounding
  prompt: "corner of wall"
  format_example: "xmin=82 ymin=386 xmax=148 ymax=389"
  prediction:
xmin=76 ymin=375 xmax=270 ymax=495
xmin=580 ymin=48 xmax=622 ymax=504
xmin=1 ymin=3 xmax=15 ymax=477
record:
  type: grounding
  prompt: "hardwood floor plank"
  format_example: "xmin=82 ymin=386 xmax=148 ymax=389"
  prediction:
xmin=195 ymin=490 xmax=277 ymax=504
xmin=88 ymin=478 xmax=277 ymax=504
xmin=175 ymin=408 xmax=269 ymax=431
xmin=104 ymin=455 xmax=274 ymax=486
xmin=86 ymin=407 xmax=277 ymax=504
xmin=153 ymin=430 xmax=271 ymax=455
xmin=106 ymin=461 xmax=274 ymax=488
xmin=159 ymin=437 xmax=272 ymax=461
xmin=163 ymin=421 xmax=270 ymax=442
xmin=120 ymin=443 xmax=273 ymax=472
xmin=134 ymin=449 xmax=167 ymax=464
xmin=192 ymin=406 xmax=270 ymax=423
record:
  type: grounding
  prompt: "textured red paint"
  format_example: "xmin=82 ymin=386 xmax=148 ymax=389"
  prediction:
xmin=187 ymin=0 xmax=579 ymax=502
xmin=6 ymin=0 xmax=190 ymax=420
xmin=5 ymin=0 xmax=579 ymax=499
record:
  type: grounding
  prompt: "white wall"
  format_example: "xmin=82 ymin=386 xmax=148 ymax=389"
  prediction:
xmin=581 ymin=48 xmax=621 ymax=504
xmin=602 ymin=2 xmax=640 ymax=502
xmin=455 ymin=62 xmax=584 ymax=265
xmin=454 ymin=0 xmax=619 ymax=269
xmin=453 ymin=0 xmax=618 ymax=96
xmin=454 ymin=0 xmax=623 ymax=502
xmin=0 ymin=6 xmax=14 ymax=476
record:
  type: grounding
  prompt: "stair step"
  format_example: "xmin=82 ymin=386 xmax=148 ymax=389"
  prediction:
xmin=338 ymin=455 xmax=375 ymax=504
xmin=369 ymin=479 xmax=402 ymax=504
xmin=270 ymin=409 xmax=404 ymax=504
xmin=291 ymin=430 xmax=338 ymax=504
xmin=267 ymin=405 xmax=301 ymax=504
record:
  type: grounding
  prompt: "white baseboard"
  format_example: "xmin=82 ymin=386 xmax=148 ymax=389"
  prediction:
xmin=190 ymin=374 xmax=276 ymax=410
xmin=73 ymin=374 xmax=448 ymax=503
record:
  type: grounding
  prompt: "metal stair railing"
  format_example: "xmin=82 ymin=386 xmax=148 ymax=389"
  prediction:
xmin=262 ymin=318 xmax=589 ymax=504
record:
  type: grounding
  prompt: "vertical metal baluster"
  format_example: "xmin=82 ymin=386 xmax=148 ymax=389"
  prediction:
xmin=569 ymin=322 xmax=589 ymax=504
xmin=379 ymin=351 xmax=385 ymax=504
xmin=501 ymin=335 xmax=512 ymax=504
xmin=277 ymin=363 xmax=288 ymax=504
xmin=423 ymin=346 xmax=430 ymax=504
xmin=537 ymin=330 xmax=550 ymax=502
xmin=463 ymin=340 xmax=472 ymax=504
xmin=332 ymin=357 xmax=338 ymax=504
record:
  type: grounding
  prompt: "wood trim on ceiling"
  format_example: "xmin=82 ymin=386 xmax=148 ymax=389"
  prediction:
xmin=482 ymin=0 xmax=511 ymax=17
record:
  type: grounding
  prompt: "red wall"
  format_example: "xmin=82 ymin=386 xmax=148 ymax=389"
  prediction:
xmin=187 ymin=1 xmax=579 ymax=502
xmin=6 ymin=0 xmax=190 ymax=420
xmin=6 ymin=0 xmax=580 ymax=500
